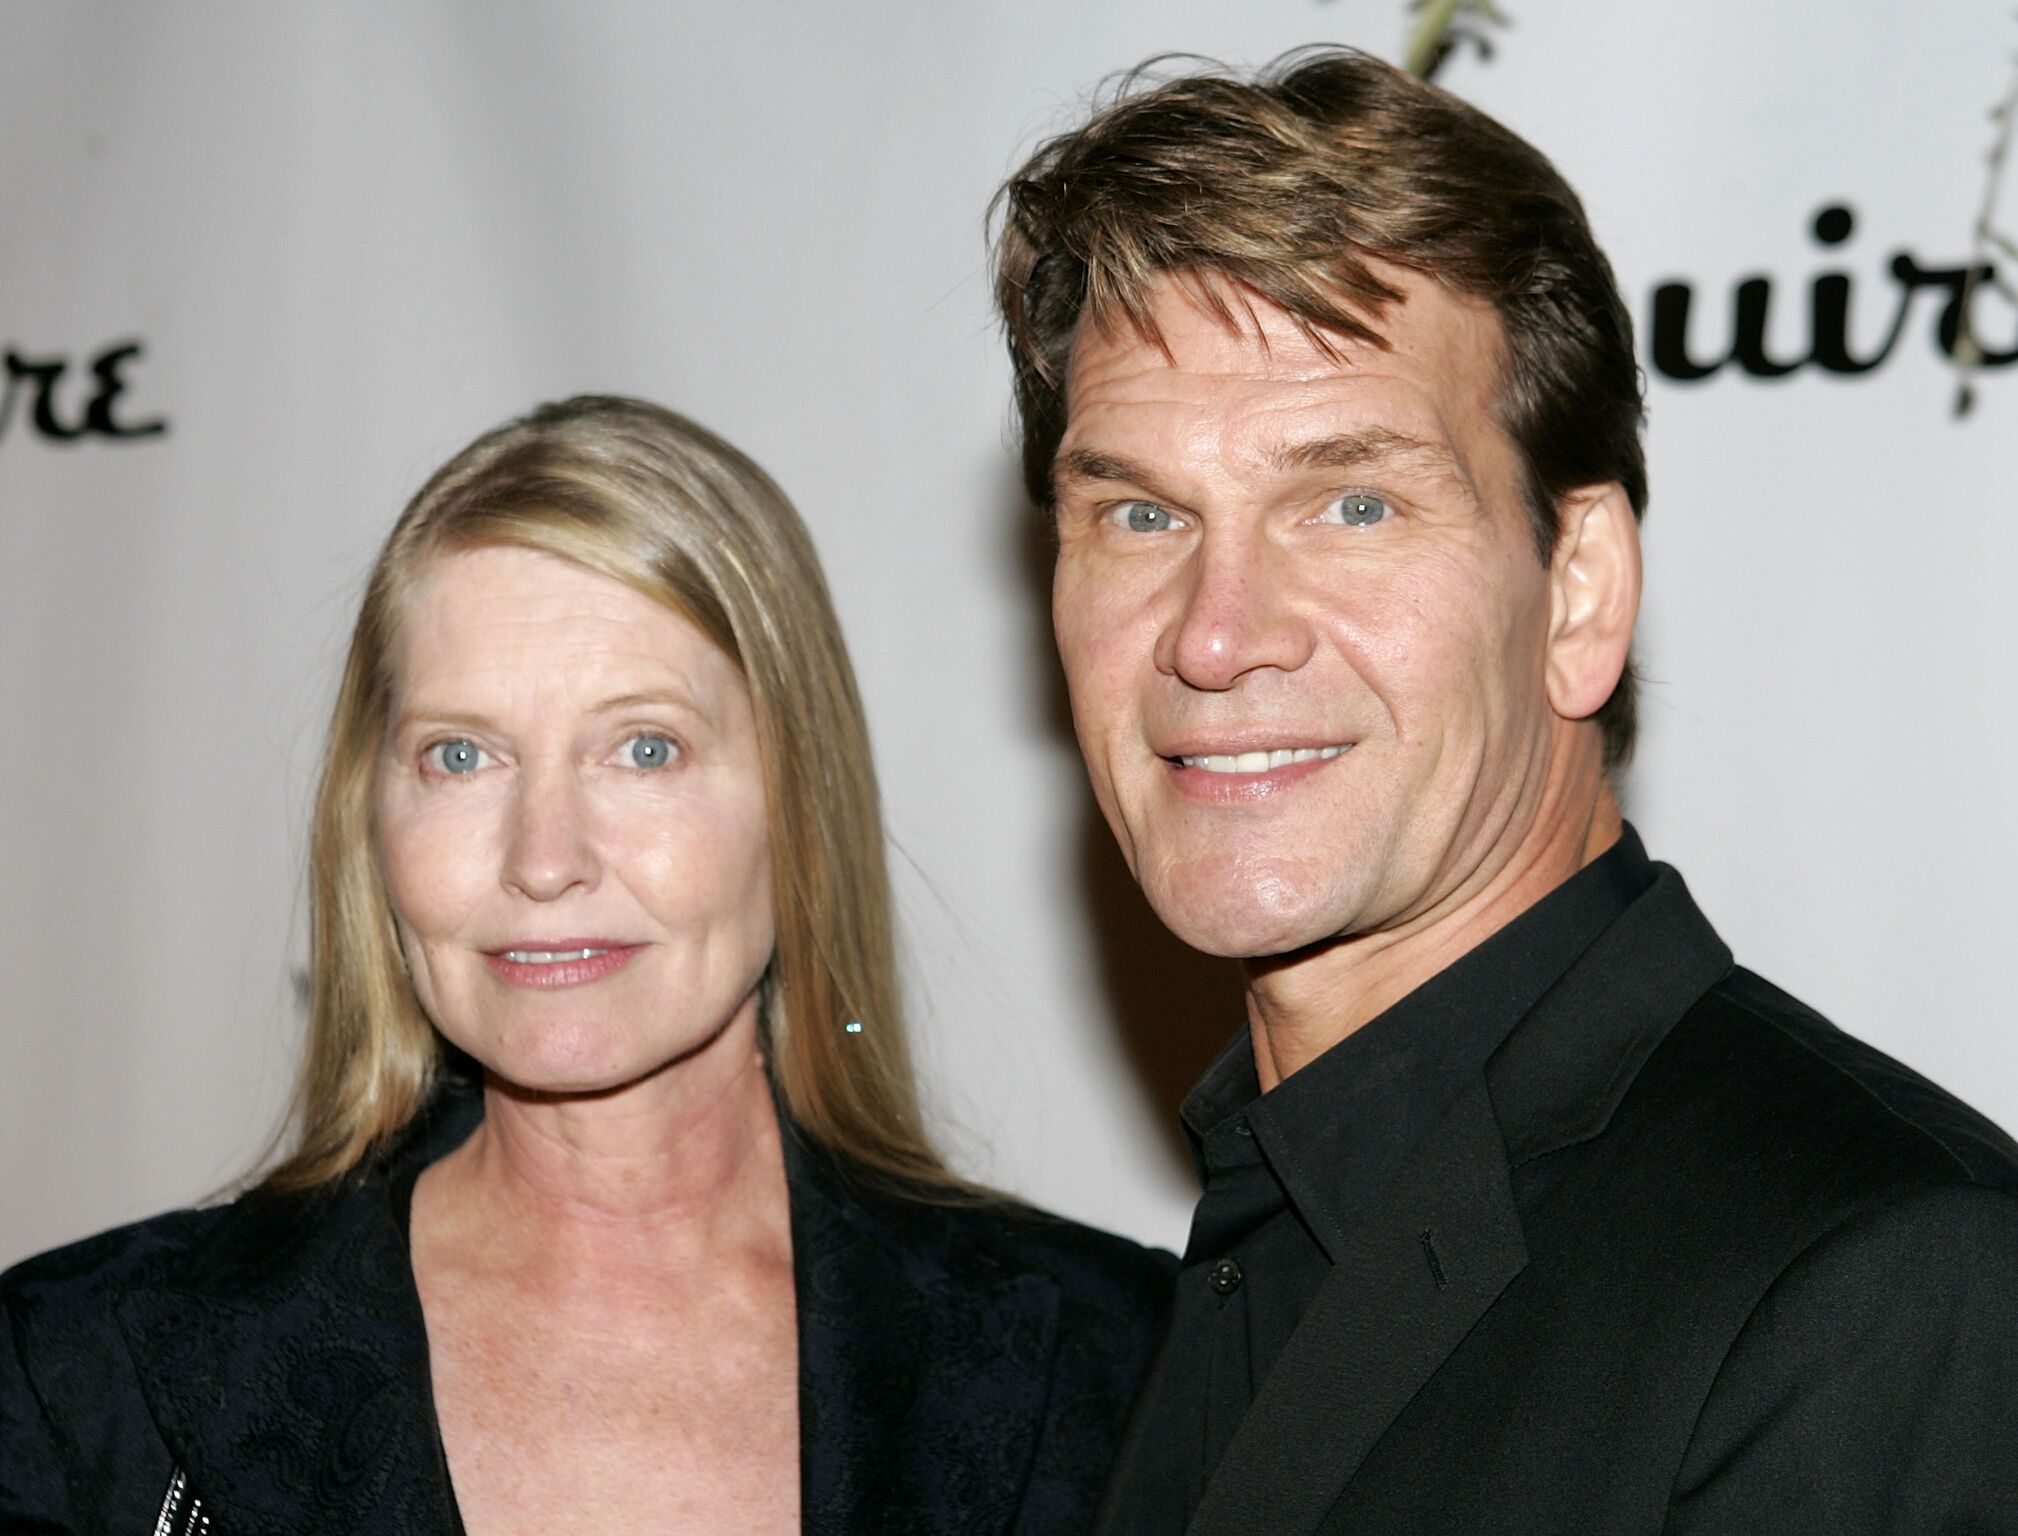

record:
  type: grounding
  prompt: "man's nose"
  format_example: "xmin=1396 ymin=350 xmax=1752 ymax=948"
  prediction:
xmin=501 ymin=764 xmax=602 ymax=902
xmin=1155 ymin=527 xmax=1316 ymax=691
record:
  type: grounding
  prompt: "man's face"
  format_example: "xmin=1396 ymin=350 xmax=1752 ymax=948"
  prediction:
xmin=1052 ymin=271 xmax=1566 ymax=959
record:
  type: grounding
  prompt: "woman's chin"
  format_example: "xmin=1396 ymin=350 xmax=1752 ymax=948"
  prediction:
xmin=471 ymin=1056 xmax=633 ymax=1103
xmin=467 ymin=1021 xmax=752 ymax=1104
xmin=453 ymin=1026 xmax=659 ymax=1099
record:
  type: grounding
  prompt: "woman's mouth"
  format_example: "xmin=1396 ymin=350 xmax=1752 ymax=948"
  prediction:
xmin=483 ymin=942 xmax=642 ymax=988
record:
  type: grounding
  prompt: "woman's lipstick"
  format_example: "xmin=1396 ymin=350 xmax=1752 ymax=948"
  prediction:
xmin=483 ymin=940 xmax=641 ymax=989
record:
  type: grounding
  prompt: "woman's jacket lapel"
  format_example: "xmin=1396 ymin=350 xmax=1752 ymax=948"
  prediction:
xmin=787 ymin=1127 xmax=1062 ymax=1536
xmin=108 ymin=1095 xmax=1065 ymax=1536
xmin=115 ymin=1171 xmax=460 ymax=1535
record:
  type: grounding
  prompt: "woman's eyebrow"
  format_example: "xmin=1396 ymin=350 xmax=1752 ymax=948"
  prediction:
xmin=590 ymin=689 xmax=701 ymax=715
xmin=585 ymin=687 xmax=721 ymax=731
xmin=386 ymin=706 xmax=496 ymax=738
xmin=386 ymin=689 xmax=707 ymax=736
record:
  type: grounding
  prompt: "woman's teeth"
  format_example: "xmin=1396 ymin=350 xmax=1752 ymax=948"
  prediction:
xmin=503 ymin=948 xmax=609 ymax=964
xmin=1177 ymin=745 xmax=1349 ymax=775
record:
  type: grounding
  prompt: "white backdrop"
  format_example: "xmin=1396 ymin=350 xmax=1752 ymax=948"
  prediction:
xmin=4 ymin=0 xmax=2014 ymax=1268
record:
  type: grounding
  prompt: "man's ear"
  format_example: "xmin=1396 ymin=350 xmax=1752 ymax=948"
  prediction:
xmin=1546 ymin=482 xmax=1641 ymax=723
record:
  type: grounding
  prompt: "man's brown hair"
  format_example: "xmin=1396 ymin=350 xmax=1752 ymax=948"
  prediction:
xmin=993 ymin=46 xmax=1647 ymax=766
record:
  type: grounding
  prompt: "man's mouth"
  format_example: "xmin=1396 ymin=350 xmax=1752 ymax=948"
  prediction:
xmin=1173 ymin=744 xmax=1351 ymax=774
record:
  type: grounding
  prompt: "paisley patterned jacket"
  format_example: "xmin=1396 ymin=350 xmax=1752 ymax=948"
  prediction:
xmin=1 ymin=1091 xmax=1174 ymax=1535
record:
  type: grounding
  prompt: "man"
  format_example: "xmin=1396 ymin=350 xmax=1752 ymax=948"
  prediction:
xmin=992 ymin=48 xmax=2018 ymax=1534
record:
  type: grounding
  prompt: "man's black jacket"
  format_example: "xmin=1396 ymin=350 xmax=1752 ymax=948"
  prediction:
xmin=1098 ymin=850 xmax=2018 ymax=1535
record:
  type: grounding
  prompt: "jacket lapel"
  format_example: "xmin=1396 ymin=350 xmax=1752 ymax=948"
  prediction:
xmin=1184 ymin=1074 xmax=1527 ymax=1536
xmin=1182 ymin=858 xmax=1734 ymax=1536
xmin=1489 ymin=864 xmax=1734 ymax=1167
xmin=110 ymin=1094 xmax=1064 ymax=1536
xmin=789 ymin=1133 xmax=1061 ymax=1536
xmin=116 ymin=1177 xmax=460 ymax=1535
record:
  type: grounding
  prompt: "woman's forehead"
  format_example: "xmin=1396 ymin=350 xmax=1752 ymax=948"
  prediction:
xmin=387 ymin=546 xmax=744 ymax=714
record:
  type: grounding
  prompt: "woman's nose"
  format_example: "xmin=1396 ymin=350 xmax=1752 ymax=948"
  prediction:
xmin=500 ymin=766 xmax=602 ymax=902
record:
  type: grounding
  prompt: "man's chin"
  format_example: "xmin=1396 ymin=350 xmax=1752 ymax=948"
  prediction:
xmin=1142 ymin=887 xmax=1345 ymax=962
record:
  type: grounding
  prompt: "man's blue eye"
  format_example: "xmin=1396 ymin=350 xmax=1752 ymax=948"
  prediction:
xmin=625 ymin=734 xmax=677 ymax=769
xmin=1331 ymin=494 xmax=1388 ymax=527
xmin=1123 ymin=502 xmax=1174 ymax=533
xmin=434 ymin=740 xmax=483 ymax=775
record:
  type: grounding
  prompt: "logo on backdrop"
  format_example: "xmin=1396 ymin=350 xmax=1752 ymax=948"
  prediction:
xmin=0 ymin=340 xmax=167 ymax=445
xmin=1343 ymin=0 xmax=2018 ymax=409
xmin=1647 ymin=205 xmax=2016 ymax=386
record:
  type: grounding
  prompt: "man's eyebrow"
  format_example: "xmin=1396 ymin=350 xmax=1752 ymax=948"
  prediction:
xmin=1053 ymin=446 xmax=1158 ymax=490
xmin=1266 ymin=428 xmax=1457 ymax=475
xmin=1053 ymin=431 xmax=1464 ymax=495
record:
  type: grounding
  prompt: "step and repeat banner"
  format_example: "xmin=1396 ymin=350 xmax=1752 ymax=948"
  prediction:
xmin=4 ymin=0 xmax=2014 ymax=1264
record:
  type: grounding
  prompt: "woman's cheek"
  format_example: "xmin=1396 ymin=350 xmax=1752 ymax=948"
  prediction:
xmin=379 ymin=792 xmax=494 ymax=939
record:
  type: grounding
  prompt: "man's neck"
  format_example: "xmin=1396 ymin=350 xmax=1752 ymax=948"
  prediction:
xmin=1244 ymin=784 xmax=1624 ymax=1092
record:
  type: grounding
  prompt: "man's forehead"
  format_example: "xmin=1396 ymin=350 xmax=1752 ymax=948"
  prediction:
xmin=1067 ymin=269 xmax=1498 ymax=388
xmin=1067 ymin=282 xmax=1354 ymax=393
xmin=1063 ymin=275 xmax=1500 ymax=451
xmin=1054 ymin=272 xmax=1509 ymax=503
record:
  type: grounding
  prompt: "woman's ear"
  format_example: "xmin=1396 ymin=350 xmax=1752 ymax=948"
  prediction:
xmin=1545 ymin=483 xmax=1641 ymax=723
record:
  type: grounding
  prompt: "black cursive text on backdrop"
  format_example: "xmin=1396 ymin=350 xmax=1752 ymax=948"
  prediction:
xmin=0 ymin=340 xmax=167 ymax=444
xmin=1649 ymin=205 xmax=2017 ymax=384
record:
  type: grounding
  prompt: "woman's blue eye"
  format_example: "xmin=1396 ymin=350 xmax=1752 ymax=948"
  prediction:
xmin=433 ymin=740 xmax=484 ymax=775
xmin=1329 ymin=493 xmax=1389 ymax=527
xmin=1122 ymin=502 xmax=1175 ymax=533
xmin=624 ymin=734 xmax=677 ymax=769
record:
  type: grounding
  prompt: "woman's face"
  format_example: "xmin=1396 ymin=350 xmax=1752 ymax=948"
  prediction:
xmin=374 ymin=545 xmax=774 ymax=1096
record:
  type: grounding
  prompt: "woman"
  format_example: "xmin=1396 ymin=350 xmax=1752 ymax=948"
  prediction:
xmin=0 ymin=397 xmax=1172 ymax=1535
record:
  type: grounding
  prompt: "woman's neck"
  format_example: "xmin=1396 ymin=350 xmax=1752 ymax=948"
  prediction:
xmin=416 ymin=1018 xmax=792 ymax=1283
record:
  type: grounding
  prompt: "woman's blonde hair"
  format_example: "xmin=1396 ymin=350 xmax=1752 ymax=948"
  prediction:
xmin=264 ymin=395 xmax=951 ymax=1192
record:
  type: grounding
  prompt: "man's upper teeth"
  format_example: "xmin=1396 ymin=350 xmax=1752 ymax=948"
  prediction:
xmin=1179 ymin=745 xmax=1349 ymax=773
xmin=505 ymin=948 xmax=608 ymax=964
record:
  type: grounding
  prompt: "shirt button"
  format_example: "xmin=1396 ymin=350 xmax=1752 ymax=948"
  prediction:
xmin=1233 ymin=1118 xmax=1253 ymax=1138
xmin=1206 ymin=1257 xmax=1244 ymax=1295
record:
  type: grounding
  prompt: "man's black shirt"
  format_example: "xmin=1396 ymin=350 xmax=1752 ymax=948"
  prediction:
xmin=1127 ymin=832 xmax=1657 ymax=1528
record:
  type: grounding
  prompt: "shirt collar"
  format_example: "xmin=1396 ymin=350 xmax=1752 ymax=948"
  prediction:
xmin=1179 ymin=825 xmax=1657 ymax=1259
